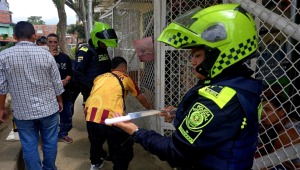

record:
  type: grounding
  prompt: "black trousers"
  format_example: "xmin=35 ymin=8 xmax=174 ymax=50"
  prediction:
xmin=86 ymin=122 xmax=134 ymax=170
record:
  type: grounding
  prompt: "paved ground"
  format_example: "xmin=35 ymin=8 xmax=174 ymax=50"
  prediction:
xmin=0 ymin=94 xmax=173 ymax=170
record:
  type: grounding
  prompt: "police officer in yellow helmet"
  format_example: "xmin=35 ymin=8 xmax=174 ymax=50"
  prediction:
xmin=112 ymin=4 xmax=263 ymax=169
xmin=74 ymin=22 xmax=118 ymax=104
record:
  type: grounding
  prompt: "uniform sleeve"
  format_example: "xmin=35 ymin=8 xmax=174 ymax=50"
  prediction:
xmin=49 ymin=56 xmax=64 ymax=96
xmin=135 ymin=95 xmax=245 ymax=167
xmin=0 ymin=57 xmax=8 ymax=94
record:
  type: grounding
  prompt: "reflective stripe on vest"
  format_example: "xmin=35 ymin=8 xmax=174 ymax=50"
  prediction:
xmin=79 ymin=46 xmax=89 ymax=52
xmin=198 ymin=86 xmax=236 ymax=109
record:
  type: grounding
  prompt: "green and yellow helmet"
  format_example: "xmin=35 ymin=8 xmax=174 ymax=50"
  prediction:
xmin=90 ymin=22 xmax=118 ymax=48
xmin=158 ymin=4 xmax=258 ymax=78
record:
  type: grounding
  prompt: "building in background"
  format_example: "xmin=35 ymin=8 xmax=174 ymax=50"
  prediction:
xmin=34 ymin=25 xmax=57 ymax=38
xmin=0 ymin=0 xmax=15 ymax=46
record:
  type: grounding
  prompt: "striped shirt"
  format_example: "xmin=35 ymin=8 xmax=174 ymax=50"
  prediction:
xmin=0 ymin=41 xmax=64 ymax=120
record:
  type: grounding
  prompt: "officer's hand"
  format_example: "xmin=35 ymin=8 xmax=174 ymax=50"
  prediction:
xmin=112 ymin=113 xmax=139 ymax=135
xmin=159 ymin=106 xmax=177 ymax=123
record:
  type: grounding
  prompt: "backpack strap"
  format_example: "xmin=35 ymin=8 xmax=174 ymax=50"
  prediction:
xmin=111 ymin=72 xmax=126 ymax=111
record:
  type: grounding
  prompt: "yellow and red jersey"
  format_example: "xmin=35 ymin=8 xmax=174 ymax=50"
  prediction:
xmin=84 ymin=71 xmax=141 ymax=124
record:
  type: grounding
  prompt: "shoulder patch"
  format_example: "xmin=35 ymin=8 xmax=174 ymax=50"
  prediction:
xmin=198 ymin=85 xmax=236 ymax=109
xmin=77 ymin=56 xmax=84 ymax=62
xmin=79 ymin=46 xmax=89 ymax=52
xmin=178 ymin=102 xmax=214 ymax=144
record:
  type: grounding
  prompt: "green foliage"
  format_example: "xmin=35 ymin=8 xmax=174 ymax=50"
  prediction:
xmin=68 ymin=46 xmax=76 ymax=60
xmin=27 ymin=16 xmax=46 ymax=25
xmin=0 ymin=42 xmax=14 ymax=52
xmin=67 ymin=24 xmax=86 ymax=40
xmin=1 ymin=34 xmax=8 ymax=40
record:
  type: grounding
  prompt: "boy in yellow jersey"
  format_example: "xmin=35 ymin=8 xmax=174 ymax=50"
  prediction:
xmin=84 ymin=56 xmax=152 ymax=170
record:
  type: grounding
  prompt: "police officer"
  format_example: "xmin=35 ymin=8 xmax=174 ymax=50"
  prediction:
xmin=112 ymin=4 xmax=263 ymax=170
xmin=74 ymin=22 xmax=118 ymax=104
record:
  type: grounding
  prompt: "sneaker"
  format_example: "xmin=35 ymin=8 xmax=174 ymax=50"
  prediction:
xmin=90 ymin=161 xmax=104 ymax=170
xmin=58 ymin=136 xmax=73 ymax=144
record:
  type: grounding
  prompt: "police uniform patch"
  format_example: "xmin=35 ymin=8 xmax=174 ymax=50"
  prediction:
xmin=98 ymin=54 xmax=109 ymax=61
xmin=77 ymin=56 xmax=84 ymax=62
xmin=198 ymin=85 xmax=236 ymax=109
xmin=179 ymin=102 xmax=214 ymax=144
xmin=79 ymin=46 xmax=89 ymax=52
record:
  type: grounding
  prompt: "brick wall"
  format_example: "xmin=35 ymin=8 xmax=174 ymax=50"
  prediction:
xmin=0 ymin=10 xmax=12 ymax=24
xmin=34 ymin=25 xmax=57 ymax=37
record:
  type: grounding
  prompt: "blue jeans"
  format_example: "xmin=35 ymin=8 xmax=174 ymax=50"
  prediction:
xmin=14 ymin=112 xmax=59 ymax=170
xmin=58 ymin=100 xmax=73 ymax=138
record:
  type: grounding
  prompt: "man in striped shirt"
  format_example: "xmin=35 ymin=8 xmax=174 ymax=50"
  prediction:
xmin=0 ymin=21 xmax=64 ymax=170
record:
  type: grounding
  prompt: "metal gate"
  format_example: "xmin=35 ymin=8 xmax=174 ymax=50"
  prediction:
xmin=99 ymin=0 xmax=300 ymax=169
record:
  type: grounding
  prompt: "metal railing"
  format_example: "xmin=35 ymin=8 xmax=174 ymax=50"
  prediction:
xmin=99 ymin=0 xmax=300 ymax=169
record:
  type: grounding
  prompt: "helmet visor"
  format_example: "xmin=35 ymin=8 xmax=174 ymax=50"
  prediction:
xmin=174 ymin=7 xmax=227 ymax=43
xmin=173 ymin=7 xmax=202 ymax=29
xmin=95 ymin=29 xmax=117 ymax=40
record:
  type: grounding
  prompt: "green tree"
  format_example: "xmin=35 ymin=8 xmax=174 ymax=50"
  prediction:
xmin=0 ymin=42 xmax=14 ymax=52
xmin=0 ymin=34 xmax=14 ymax=52
xmin=67 ymin=24 xmax=86 ymax=41
xmin=65 ymin=0 xmax=102 ymax=41
xmin=66 ymin=0 xmax=102 ymax=23
xmin=27 ymin=16 xmax=46 ymax=25
xmin=1 ymin=34 xmax=8 ymax=40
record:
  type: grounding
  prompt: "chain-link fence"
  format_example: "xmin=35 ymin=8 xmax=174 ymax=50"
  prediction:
xmin=99 ymin=0 xmax=300 ymax=169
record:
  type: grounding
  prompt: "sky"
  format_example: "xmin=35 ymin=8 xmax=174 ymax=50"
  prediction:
xmin=7 ymin=0 xmax=77 ymax=25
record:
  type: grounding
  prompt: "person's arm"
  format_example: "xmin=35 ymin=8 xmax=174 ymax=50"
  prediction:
xmin=113 ymin=95 xmax=246 ymax=167
xmin=48 ymin=54 xmax=65 ymax=113
xmin=0 ymin=63 xmax=9 ymax=123
xmin=49 ymin=56 xmax=64 ymax=94
xmin=62 ymin=75 xmax=72 ymax=86
xmin=56 ymin=95 xmax=63 ymax=112
xmin=159 ymin=106 xmax=177 ymax=123
xmin=124 ymin=76 xmax=152 ymax=109
xmin=0 ymin=94 xmax=8 ymax=122
xmin=74 ymin=49 xmax=92 ymax=85
xmin=62 ymin=55 xmax=73 ymax=86
xmin=135 ymin=93 xmax=152 ymax=110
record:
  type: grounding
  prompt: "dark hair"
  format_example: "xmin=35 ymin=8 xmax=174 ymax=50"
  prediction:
xmin=111 ymin=56 xmax=127 ymax=69
xmin=36 ymin=36 xmax=47 ymax=45
xmin=47 ymin=33 xmax=59 ymax=41
xmin=14 ymin=21 xmax=35 ymax=39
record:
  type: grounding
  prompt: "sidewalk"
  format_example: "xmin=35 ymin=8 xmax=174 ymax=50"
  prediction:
xmin=0 ymin=94 xmax=173 ymax=170
xmin=0 ymin=120 xmax=23 ymax=170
